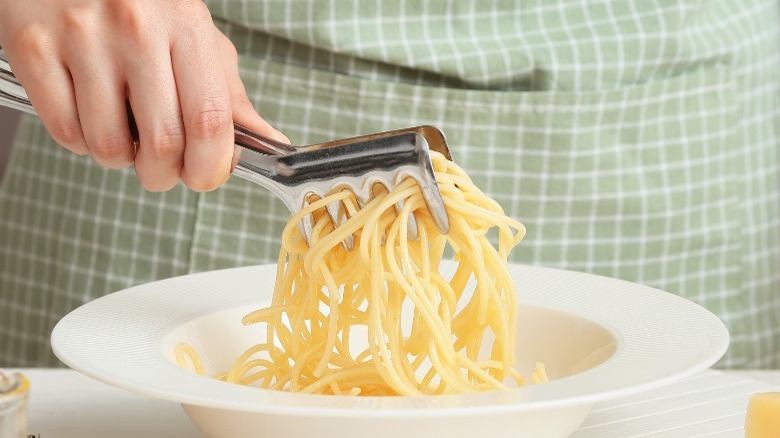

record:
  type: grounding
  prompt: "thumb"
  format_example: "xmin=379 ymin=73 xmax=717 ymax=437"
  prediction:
xmin=216 ymin=30 xmax=290 ymax=144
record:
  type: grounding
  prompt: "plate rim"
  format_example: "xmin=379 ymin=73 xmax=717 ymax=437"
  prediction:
xmin=51 ymin=263 xmax=729 ymax=417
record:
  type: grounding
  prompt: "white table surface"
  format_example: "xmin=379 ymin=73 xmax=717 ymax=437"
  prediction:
xmin=10 ymin=368 xmax=780 ymax=438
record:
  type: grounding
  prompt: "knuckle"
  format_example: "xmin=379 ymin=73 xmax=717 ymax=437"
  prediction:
xmin=189 ymin=103 xmax=231 ymax=140
xmin=109 ymin=0 xmax=153 ymax=45
xmin=174 ymin=0 xmax=212 ymax=24
xmin=62 ymin=5 xmax=97 ymax=42
xmin=88 ymin=133 xmax=134 ymax=167
xmin=149 ymin=123 xmax=186 ymax=161
xmin=49 ymin=119 xmax=84 ymax=147
xmin=6 ymin=23 xmax=49 ymax=58
xmin=112 ymin=0 xmax=145 ymax=31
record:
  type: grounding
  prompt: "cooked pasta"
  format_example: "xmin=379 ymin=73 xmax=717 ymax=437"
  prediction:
xmin=178 ymin=151 xmax=544 ymax=395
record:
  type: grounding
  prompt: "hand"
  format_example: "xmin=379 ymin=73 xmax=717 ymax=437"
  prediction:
xmin=0 ymin=0 xmax=287 ymax=191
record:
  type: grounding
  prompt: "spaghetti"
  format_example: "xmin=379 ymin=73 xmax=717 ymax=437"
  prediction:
xmin=178 ymin=151 xmax=544 ymax=395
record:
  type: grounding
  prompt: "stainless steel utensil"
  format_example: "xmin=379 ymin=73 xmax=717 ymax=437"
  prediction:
xmin=0 ymin=49 xmax=450 ymax=247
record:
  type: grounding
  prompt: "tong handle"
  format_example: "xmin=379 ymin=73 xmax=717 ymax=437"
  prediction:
xmin=233 ymin=124 xmax=296 ymax=156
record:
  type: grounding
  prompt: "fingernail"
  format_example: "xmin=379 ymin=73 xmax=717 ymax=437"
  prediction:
xmin=270 ymin=129 xmax=290 ymax=144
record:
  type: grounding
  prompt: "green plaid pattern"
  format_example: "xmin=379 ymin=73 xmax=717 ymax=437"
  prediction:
xmin=1 ymin=1 xmax=778 ymax=368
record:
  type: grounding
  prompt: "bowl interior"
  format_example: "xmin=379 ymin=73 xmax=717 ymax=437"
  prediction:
xmin=160 ymin=302 xmax=618 ymax=385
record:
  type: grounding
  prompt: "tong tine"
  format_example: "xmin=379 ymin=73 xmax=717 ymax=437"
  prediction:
xmin=295 ymin=125 xmax=451 ymax=235
xmin=233 ymin=124 xmax=358 ymax=249
xmin=301 ymin=127 xmax=450 ymax=248
xmin=232 ymin=126 xmax=451 ymax=250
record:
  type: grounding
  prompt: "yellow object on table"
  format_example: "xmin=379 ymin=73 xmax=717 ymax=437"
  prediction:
xmin=0 ymin=369 xmax=29 ymax=438
xmin=745 ymin=392 xmax=780 ymax=437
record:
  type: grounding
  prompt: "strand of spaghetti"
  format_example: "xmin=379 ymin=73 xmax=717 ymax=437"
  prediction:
xmin=241 ymin=369 xmax=279 ymax=386
xmin=484 ymin=251 xmax=517 ymax=373
xmin=234 ymin=358 xmax=277 ymax=377
xmin=301 ymin=363 xmax=385 ymax=394
xmin=242 ymin=305 xmax=296 ymax=325
xmin=451 ymin=215 xmax=491 ymax=325
xmin=420 ymin=361 xmax=439 ymax=392
xmin=280 ymin=190 xmax=353 ymax=243
xmin=355 ymin=184 xmax=418 ymax=263
xmin=303 ymin=185 xmax=415 ymax=283
xmin=289 ymin=338 xmax=328 ymax=391
xmin=425 ymin=338 xmax=475 ymax=393
xmin=531 ymin=363 xmax=549 ymax=384
xmin=226 ymin=344 xmax=285 ymax=383
xmin=395 ymin=220 xmax=470 ymax=384
xmin=312 ymin=266 xmax=342 ymax=376
xmin=453 ymin=354 xmax=505 ymax=390
xmin=175 ymin=343 xmax=204 ymax=375
xmin=366 ymin=228 xmax=421 ymax=395
xmin=465 ymin=334 xmax=484 ymax=382
xmin=385 ymin=280 xmax=419 ymax=386
xmin=265 ymin=248 xmax=297 ymax=364
xmin=354 ymin=347 xmax=372 ymax=363
xmin=287 ymin=281 xmax=314 ymax=358
xmin=384 ymin=215 xmax=453 ymax=361
xmin=385 ymin=196 xmax=452 ymax=385
xmin=474 ymin=360 xmax=526 ymax=385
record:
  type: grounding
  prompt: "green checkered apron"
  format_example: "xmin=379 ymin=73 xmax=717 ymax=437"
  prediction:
xmin=0 ymin=1 xmax=778 ymax=368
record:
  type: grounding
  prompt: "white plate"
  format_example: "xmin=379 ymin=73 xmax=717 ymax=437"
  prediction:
xmin=51 ymin=262 xmax=728 ymax=438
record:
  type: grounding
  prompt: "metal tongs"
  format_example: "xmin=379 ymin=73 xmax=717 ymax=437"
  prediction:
xmin=0 ymin=49 xmax=451 ymax=248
